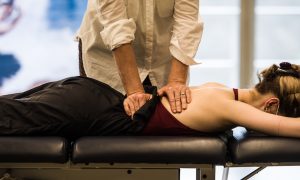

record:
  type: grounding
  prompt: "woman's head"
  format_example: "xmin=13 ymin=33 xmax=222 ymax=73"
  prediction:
xmin=255 ymin=62 xmax=300 ymax=117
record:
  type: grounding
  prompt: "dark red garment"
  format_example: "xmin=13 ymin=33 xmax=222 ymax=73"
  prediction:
xmin=142 ymin=88 xmax=239 ymax=135
xmin=142 ymin=101 xmax=204 ymax=135
xmin=233 ymin=88 xmax=239 ymax=101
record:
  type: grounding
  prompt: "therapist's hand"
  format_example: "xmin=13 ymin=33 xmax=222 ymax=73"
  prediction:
xmin=124 ymin=92 xmax=152 ymax=117
xmin=158 ymin=82 xmax=191 ymax=113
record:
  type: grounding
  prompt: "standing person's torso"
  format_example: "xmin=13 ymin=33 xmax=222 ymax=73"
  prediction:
xmin=77 ymin=0 xmax=175 ymax=94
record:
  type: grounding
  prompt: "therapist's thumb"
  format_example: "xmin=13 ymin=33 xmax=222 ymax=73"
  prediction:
xmin=157 ymin=88 xmax=164 ymax=96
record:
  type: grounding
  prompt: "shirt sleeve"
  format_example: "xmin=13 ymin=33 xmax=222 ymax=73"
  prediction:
xmin=97 ymin=0 xmax=136 ymax=50
xmin=169 ymin=0 xmax=204 ymax=65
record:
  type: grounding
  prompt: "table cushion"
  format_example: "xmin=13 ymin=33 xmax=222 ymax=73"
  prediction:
xmin=228 ymin=131 xmax=300 ymax=164
xmin=72 ymin=136 xmax=227 ymax=164
xmin=0 ymin=137 xmax=68 ymax=163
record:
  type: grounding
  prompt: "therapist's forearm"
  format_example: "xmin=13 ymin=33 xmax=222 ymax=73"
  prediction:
xmin=113 ymin=43 xmax=144 ymax=95
xmin=168 ymin=58 xmax=188 ymax=84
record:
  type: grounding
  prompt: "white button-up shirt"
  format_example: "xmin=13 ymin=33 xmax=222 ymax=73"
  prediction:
xmin=76 ymin=0 xmax=204 ymax=94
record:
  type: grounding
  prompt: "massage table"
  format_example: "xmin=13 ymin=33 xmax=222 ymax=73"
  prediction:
xmin=223 ymin=129 xmax=300 ymax=180
xmin=1 ymin=130 xmax=300 ymax=180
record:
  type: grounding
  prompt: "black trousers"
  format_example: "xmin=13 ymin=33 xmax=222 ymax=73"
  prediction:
xmin=0 ymin=77 xmax=147 ymax=139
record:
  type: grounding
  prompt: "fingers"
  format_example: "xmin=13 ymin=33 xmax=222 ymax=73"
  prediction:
xmin=157 ymin=86 xmax=166 ymax=96
xmin=174 ymin=89 xmax=182 ymax=113
xmin=123 ymin=100 xmax=131 ymax=116
xmin=123 ymin=92 xmax=152 ymax=117
xmin=133 ymin=97 xmax=139 ymax=113
xmin=165 ymin=86 xmax=182 ymax=113
xmin=180 ymin=87 xmax=192 ymax=110
xmin=157 ymin=89 xmax=163 ymax=96
xmin=159 ymin=84 xmax=192 ymax=113
xmin=180 ymin=88 xmax=187 ymax=110
xmin=123 ymin=98 xmax=135 ymax=116
xmin=138 ymin=96 xmax=146 ymax=109
xmin=185 ymin=88 xmax=192 ymax=103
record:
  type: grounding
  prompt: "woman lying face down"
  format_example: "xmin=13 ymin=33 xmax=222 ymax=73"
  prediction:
xmin=0 ymin=62 xmax=299 ymax=138
xmin=146 ymin=62 xmax=300 ymax=137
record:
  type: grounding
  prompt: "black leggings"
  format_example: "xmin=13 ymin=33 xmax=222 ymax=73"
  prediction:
xmin=0 ymin=77 xmax=146 ymax=139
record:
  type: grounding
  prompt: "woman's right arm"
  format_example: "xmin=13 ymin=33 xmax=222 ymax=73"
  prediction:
xmin=221 ymin=100 xmax=300 ymax=138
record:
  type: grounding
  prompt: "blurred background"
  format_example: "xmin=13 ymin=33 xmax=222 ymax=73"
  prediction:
xmin=0 ymin=0 xmax=85 ymax=94
xmin=0 ymin=0 xmax=300 ymax=179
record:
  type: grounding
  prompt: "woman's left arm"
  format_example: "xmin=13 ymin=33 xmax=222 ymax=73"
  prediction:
xmin=222 ymin=100 xmax=300 ymax=138
xmin=158 ymin=0 xmax=204 ymax=113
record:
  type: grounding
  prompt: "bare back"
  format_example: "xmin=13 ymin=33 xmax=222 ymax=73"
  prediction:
xmin=161 ymin=83 xmax=300 ymax=138
xmin=161 ymin=83 xmax=237 ymax=133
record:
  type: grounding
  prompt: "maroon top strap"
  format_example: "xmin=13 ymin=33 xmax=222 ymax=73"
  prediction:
xmin=233 ymin=88 xmax=239 ymax=101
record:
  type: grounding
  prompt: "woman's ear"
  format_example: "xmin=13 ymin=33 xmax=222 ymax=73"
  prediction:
xmin=264 ymin=98 xmax=280 ymax=114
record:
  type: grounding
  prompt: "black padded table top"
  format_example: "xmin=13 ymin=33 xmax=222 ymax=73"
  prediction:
xmin=0 ymin=137 xmax=68 ymax=163
xmin=228 ymin=130 xmax=300 ymax=164
xmin=72 ymin=136 xmax=227 ymax=164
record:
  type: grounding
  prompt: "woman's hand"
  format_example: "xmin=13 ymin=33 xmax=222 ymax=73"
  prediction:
xmin=158 ymin=82 xmax=191 ymax=113
xmin=124 ymin=92 xmax=152 ymax=117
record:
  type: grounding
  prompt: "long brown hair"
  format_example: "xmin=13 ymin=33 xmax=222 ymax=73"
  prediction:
xmin=255 ymin=62 xmax=300 ymax=117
